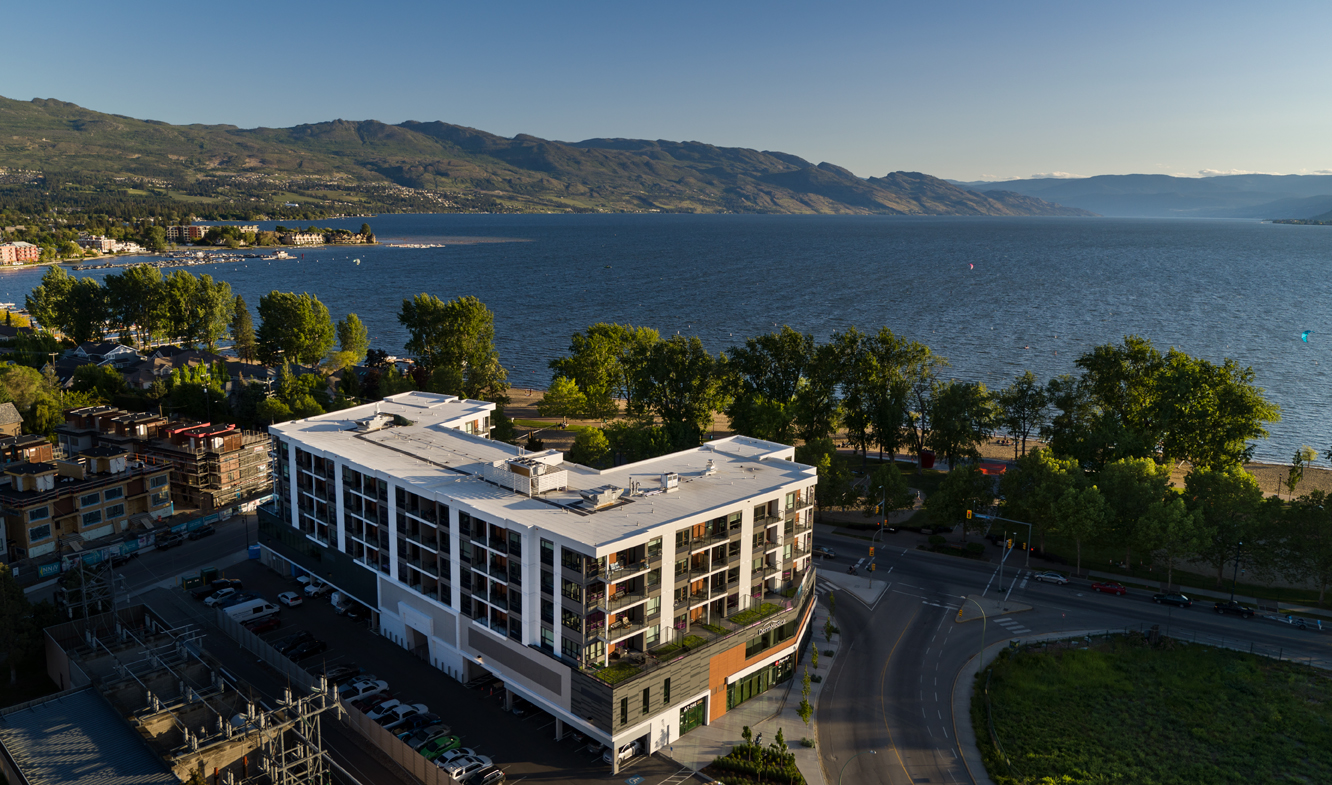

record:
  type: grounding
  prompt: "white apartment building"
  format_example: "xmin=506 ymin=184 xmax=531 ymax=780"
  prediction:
xmin=260 ymin=392 xmax=818 ymax=771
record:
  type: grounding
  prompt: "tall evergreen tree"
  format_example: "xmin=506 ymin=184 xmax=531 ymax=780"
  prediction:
xmin=231 ymin=295 xmax=257 ymax=362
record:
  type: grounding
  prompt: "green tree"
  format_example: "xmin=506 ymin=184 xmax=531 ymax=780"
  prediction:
xmin=1075 ymin=335 xmax=1164 ymax=463
xmin=336 ymin=313 xmax=370 ymax=365
xmin=628 ymin=335 xmax=723 ymax=449
xmin=65 ymin=278 xmax=108 ymax=345
xmin=71 ymin=364 xmax=126 ymax=402
xmin=24 ymin=265 xmax=73 ymax=335
xmin=399 ymin=294 xmax=509 ymax=402
xmin=1000 ymin=448 xmax=1084 ymax=551
xmin=105 ymin=264 xmax=164 ymax=347
xmin=1138 ymin=495 xmax=1205 ymax=591
xmin=142 ymin=225 xmax=168 ymax=252
xmin=997 ymin=370 xmax=1048 ymax=460
xmin=1097 ymin=457 xmax=1172 ymax=569
xmin=792 ymin=342 xmax=842 ymax=444
xmin=864 ymin=462 xmax=916 ymax=522
xmin=161 ymin=270 xmax=199 ymax=343
xmin=926 ymin=380 xmax=996 ymax=471
xmin=902 ymin=352 xmax=949 ymax=473
xmin=1286 ymin=446 xmax=1317 ymax=499
xmin=537 ymin=376 xmax=588 ymax=419
xmin=1284 ymin=491 xmax=1332 ymax=605
xmin=724 ymin=326 xmax=813 ymax=444
xmin=1152 ymin=349 xmax=1280 ymax=469
xmin=926 ymin=463 xmax=992 ymax=540
xmin=192 ymin=274 xmax=234 ymax=351
xmin=1041 ymin=373 xmax=1103 ymax=469
xmin=568 ymin=427 xmax=611 ymax=467
xmin=255 ymin=397 xmax=292 ymax=424
xmin=1184 ymin=464 xmax=1265 ymax=588
xmin=231 ymin=295 xmax=257 ymax=362
xmin=256 ymin=291 xmax=336 ymax=366
xmin=1053 ymin=484 xmax=1110 ymax=577
xmin=549 ymin=322 xmax=658 ymax=419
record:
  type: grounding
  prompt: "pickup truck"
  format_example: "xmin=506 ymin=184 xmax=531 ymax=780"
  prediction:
xmin=1214 ymin=601 xmax=1254 ymax=619
xmin=1270 ymin=614 xmax=1319 ymax=631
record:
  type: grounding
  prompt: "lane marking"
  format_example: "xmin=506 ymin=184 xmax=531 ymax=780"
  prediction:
xmin=877 ymin=605 xmax=923 ymax=784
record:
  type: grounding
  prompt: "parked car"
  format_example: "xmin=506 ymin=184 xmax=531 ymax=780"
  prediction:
xmin=109 ymin=550 xmax=138 ymax=567
xmin=403 ymin=725 xmax=452 ymax=750
xmin=1214 ymin=600 xmax=1254 ymax=618
xmin=343 ymin=604 xmax=370 ymax=621
xmin=420 ymin=735 xmax=464 ymax=761
xmin=204 ymin=587 xmax=238 ymax=607
xmin=393 ymin=713 xmax=443 ymax=735
xmin=317 ymin=664 xmax=362 ymax=685
xmin=814 ymin=546 xmax=837 ymax=559
xmin=274 ymin=631 xmax=314 ymax=655
xmin=365 ymin=699 xmax=404 ymax=721
xmin=217 ymin=591 xmax=260 ymax=609
xmin=465 ymin=673 xmax=500 ymax=690
xmin=338 ymin=678 xmax=388 ymax=701
xmin=381 ymin=703 xmax=430 ymax=729
xmin=472 ymin=766 xmax=506 ymax=785
xmin=1091 ymin=581 xmax=1128 ymax=596
xmin=603 ymin=740 xmax=641 ymax=765
xmin=244 ymin=616 xmax=281 ymax=634
xmin=187 ymin=525 xmax=216 ymax=540
xmin=286 ymin=639 xmax=329 ymax=661
xmin=510 ymin=697 xmax=535 ymax=717
xmin=304 ymin=581 xmax=333 ymax=598
xmin=440 ymin=755 xmax=492 ymax=782
xmin=1032 ymin=571 xmax=1068 ymax=585
xmin=350 ymin=693 xmax=396 ymax=713
xmin=156 ymin=532 xmax=184 ymax=549
xmin=278 ymin=591 xmax=304 ymax=607
xmin=295 ymin=575 xmax=313 ymax=591
xmin=191 ymin=578 xmax=242 ymax=601
xmin=1152 ymin=593 xmax=1192 ymax=607
xmin=438 ymin=748 xmax=482 ymax=765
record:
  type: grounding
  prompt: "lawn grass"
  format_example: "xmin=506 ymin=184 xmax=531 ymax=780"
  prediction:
xmin=652 ymin=634 xmax=708 ymax=659
xmin=729 ymin=603 xmax=781 ymax=626
xmin=594 ymin=661 xmax=641 ymax=685
xmin=976 ymin=638 xmax=1332 ymax=784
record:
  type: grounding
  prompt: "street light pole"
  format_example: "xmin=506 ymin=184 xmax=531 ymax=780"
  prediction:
xmin=837 ymin=749 xmax=877 ymax=785
xmin=1229 ymin=541 xmax=1243 ymax=603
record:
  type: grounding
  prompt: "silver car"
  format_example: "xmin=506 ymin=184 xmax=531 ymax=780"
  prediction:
xmin=1032 ymin=571 xmax=1068 ymax=585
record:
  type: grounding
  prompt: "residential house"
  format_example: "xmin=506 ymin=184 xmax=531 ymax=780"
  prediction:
xmin=0 ymin=402 xmax=22 ymax=437
xmin=279 ymin=232 xmax=323 ymax=246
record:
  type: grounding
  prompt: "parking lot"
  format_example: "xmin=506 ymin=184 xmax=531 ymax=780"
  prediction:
xmin=184 ymin=557 xmax=697 ymax=785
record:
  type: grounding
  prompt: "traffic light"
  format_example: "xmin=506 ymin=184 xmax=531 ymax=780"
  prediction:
xmin=1007 ymin=538 xmax=1013 ymax=549
xmin=869 ymin=563 xmax=876 ymax=572
xmin=869 ymin=546 xmax=875 ymax=557
xmin=966 ymin=509 xmax=972 ymax=519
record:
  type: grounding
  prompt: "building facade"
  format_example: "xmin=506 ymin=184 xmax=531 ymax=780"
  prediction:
xmin=1 ymin=446 xmax=172 ymax=560
xmin=279 ymin=232 xmax=324 ymax=246
xmin=0 ymin=241 xmax=39 ymax=264
xmin=260 ymin=392 xmax=816 ymax=770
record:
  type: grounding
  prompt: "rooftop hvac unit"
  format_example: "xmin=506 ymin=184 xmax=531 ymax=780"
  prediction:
xmin=355 ymin=413 xmax=394 ymax=433
xmin=702 ymin=459 xmax=717 ymax=477
xmin=578 ymin=486 xmax=625 ymax=510
xmin=660 ymin=472 xmax=679 ymax=492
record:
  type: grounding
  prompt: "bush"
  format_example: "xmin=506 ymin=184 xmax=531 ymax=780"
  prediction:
xmin=801 ymin=737 xmax=816 ymax=748
xmin=965 ymin=541 xmax=985 ymax=555
xmin=823 ymin=649 xmax=835 ymax=657
xmin=929 ymin=534 xmax=947 ymax=547
xmin=810 ymin=674 xmax=823 ymax=683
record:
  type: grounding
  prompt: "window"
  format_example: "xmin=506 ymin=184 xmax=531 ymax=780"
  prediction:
xmin=27 ymin=507 xmax=48 ymax=522
xmin=541 ymin=627 xmax=555 ymax=651
xmin=561 ymin=638 xmax=581 ymax=660
xmin=150 ymin=474 xmax=169 ymax=488
xmin=508 ymin=530 xmax=522 ymax=556
xmin=103 ymin=487 xmax=123 ymax=501
xmin=620 ymin=698 xmax=628 ymax=726
xmin=541 ymin=538 xmax=554 ymax=565
xmin=646 ymin=624 xmax=659 ymax=646
xmin=561 ymin=548 xmax=586 ymax=571
xmin=647 ymin=537 xmax=662 ymax=559
xmin=541 ymin=570 xmax=553 ymax=594
xmin=82 ymin=510 xmax=102 ymax=527
xmin=663 ymin=677 xmax=671 ymax=704
xmin=458 ymin=511 xmax=473 ymax=537
xmin=785 ymin=492 xmax=795 ymax=509
xmin=79 ymin=492 xmax=101 ymax=507
xmin=542 ymin=599 xmax=554 ymax=623
xmin=783 ymin=543 xmax=792 ymax=560
xmin=509 ymin=616 xmax=522 ymax=641
xmin=151 ymin=492 xmax=169 ymax=506
xmin=642 ymin=687 xmax=650 ymax=713
xmin=675 ymin=558 xmax=688 ymax=577
xmin=562 ymin=609 xmax=582 ymax=631
xmin=106 ymin=504 xmax=125 ymax=519
xmin=561 ymin=579 xmax=582 ymax=602
xmin=646 ymin=568 xmax=660 ymax=588
xmin=28 ymin=523 xmax=51 ymax=542
xmin=728 ymin=511 xmax=742 ymax=530
xmin=460 ymin=596 xmax=473 ymax=618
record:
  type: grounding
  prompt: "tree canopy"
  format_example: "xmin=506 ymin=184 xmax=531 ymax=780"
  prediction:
xmin=255 ymin=291 xmax=335 ymax=366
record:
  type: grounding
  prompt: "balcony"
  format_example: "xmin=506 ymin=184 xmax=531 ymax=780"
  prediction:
xmin=597 ymin=617 xmax=646 ymax=644
xmin=600 ymin=559 xmax=648 ymax=583
xmin=597 ymin=588 xmax=648 ymax=613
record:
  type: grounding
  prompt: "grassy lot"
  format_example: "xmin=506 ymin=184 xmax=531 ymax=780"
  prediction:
xmin=975 ymin=638 xmax=1332 ymax=784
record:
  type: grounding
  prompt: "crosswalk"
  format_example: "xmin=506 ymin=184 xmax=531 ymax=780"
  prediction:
xmin=990 ymin=615 xmax=1032 ymax=636
xmin=815 ymin=578 xmax=834 ymax=598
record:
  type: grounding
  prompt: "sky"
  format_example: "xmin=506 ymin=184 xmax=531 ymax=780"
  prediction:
xmin=4 ymin=0 xmax=1331 ymax=181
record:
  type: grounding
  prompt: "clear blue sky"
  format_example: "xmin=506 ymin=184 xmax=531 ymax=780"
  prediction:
xmin=5 ymin=0 xmax=1330 ymax=181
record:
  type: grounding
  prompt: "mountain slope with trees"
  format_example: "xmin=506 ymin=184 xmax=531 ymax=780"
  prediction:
xmin=0 ymin=95 xmax=1092 ymax=218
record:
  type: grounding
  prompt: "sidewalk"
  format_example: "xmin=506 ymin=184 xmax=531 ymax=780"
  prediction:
xmin=664 ymin=595 xmax=837 ymax=785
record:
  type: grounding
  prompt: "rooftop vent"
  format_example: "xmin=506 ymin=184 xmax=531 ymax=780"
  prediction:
xmin=578 ymin=486 xmax=625 ymax=510
xmin=355 ymin=413 xmax=394 ymax=433
xmin=660 ymin=472 xmax=679 ymax=492
xmin=702 ymin=459 xmax=717 ymax=477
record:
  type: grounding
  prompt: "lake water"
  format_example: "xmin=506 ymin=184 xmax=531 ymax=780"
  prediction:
xmin=2 ymin=214 xmax=1328 ymax=464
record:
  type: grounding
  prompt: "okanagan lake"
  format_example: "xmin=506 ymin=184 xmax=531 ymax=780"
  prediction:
xmin=4 ymin=214 xmax=1330 ymax=464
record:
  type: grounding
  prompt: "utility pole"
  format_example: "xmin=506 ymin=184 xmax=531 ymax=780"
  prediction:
xmin=1229 ymin=541 xmax=1244 ymax=603
xmin=975 ymin=513 xmax=1033 ymax=569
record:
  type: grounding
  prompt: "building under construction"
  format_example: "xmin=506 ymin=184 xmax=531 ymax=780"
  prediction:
xmin=0 ymin=605 xmax=346 ymax=785
xmin=58 ymin=407 xmax=272 ymax=512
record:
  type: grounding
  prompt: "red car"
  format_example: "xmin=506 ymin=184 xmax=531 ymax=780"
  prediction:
xmin=1091 ymin=581 xmax=1128 ymax=596
xmin=244 ymin=616 xmax=281 ymax=634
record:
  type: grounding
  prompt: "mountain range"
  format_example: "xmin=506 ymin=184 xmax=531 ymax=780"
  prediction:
xmin=950 ymin=174 xmax=1332 ymax=219
xmin=0 ymin=96 xmax=1091 ymax=218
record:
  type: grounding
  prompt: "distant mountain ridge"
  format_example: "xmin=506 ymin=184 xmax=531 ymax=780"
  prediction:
xmin=0 ymin=95 xmax=1091 ymax=217
xmin=950 ymin=173 xmax=1332 ymax=219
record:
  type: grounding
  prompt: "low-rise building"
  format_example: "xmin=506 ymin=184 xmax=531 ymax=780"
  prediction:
xmin=75 ymin=235 xmax=116 ymax=252
xmin=279 ymin=232 xmax=324 ymax=246
xmin=0 ymin=241 xmax=40 ymax=264
xmin=1 ymin=446 xmax=172 ymax=559
xmin=0 ymin=402 xmax=22 ymax=437
xmin=166 ymin=225 xmax=208 ymax=242
xmin=261 ymin=392 xmax=816 ymax=770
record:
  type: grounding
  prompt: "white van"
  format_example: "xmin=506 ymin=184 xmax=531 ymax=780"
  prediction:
xmin=226 ymin=599 xmax=280 ymax=624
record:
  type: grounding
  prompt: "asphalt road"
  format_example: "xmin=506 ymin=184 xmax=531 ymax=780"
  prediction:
xmin=814 ymin=526 xmax=1332 ymax=785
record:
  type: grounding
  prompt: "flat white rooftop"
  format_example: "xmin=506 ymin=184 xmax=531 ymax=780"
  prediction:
xmin=271 ymin=394 xmax=816 ymax=551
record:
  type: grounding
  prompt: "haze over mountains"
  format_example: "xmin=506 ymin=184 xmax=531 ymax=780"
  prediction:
xmin=951 ymin=174 xmax=1332 ymax=219
xmin=0 ymin=96 xmax=1092 ymax=217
